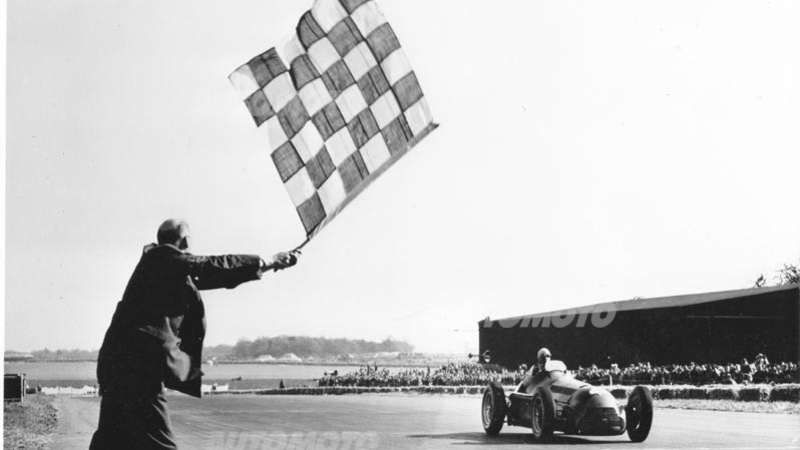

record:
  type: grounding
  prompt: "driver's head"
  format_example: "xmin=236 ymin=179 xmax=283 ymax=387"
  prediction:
xmin=537 ymin=348 xmax=552 ymax=369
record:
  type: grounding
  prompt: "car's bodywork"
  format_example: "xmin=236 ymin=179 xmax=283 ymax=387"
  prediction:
xmin=481 ymin=360 xmax=652 ymax=442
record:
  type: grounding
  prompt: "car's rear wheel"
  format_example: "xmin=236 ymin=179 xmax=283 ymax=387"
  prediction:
xmin=531 ymin=386 xmax=555 ymax=440
xmin=481 ymin=382 xmax=506 ymax=435
xmin=626 ymin=386 xmax=653 ymax=442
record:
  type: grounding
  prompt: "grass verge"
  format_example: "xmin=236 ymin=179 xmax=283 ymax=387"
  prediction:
xmin=654 ymin=399 xmax=800 ymax=414
xmin=3 ymin=395 xmax=58 ymax=450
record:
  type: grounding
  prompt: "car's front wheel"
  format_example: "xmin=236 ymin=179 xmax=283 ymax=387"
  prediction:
xmin=626 ymin=386 xmax=653 ymax=442
xmin=481 ymin=382 xmax=506 ymax=435
xmin=531 ymin=386 xmax=555 ymax=440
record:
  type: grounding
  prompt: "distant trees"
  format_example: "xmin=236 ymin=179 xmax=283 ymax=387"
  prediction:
xmin=229 ymin=336 xmax=414 ymax=360
xmin=202 ymin=344 xmax=234 ymax=361
xmin=31 ymin=348 xmax=98 ymax=361
xmin=20 ymin=337 xmax=415 ymax=362
xmin=754 ymin=261 xmax=800 ymax=287
xmin=776 ymin=263 xmax=800 ymax=285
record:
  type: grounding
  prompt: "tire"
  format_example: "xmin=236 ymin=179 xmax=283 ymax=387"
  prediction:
xmin=481 ymin=382 xmax=507 ymax=435
xmin=626 ymin=386 xmax=653 ymax=442
xmin=531 ymin=386 xmax=556 ymax=440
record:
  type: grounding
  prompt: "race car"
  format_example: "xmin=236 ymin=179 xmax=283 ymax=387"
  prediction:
xmin=481 ymin=360 xmax=653 ymax=442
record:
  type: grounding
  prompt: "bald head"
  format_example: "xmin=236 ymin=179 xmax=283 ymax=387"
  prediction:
xmin=157 ymin=219 xmax=190 ymax=248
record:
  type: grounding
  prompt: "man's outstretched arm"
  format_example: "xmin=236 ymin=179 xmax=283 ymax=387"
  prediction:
xmin=179 ymin=250 xmax=300 ymax=290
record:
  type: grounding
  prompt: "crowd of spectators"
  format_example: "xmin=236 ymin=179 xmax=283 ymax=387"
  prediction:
xmin=574 ymin=355 xmax=798 ymax=386
xmin=318 ymin=362 xmax=526 ymax=387
xmin=318 ymin=354 xmax=798 ymax=388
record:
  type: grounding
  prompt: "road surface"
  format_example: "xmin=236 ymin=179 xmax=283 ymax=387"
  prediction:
xmin=52 ymin=394 xmax=800 ymax=450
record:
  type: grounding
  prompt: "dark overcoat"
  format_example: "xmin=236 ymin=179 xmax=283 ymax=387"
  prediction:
xmin=96 ymin=243 xmax=262 ymax=398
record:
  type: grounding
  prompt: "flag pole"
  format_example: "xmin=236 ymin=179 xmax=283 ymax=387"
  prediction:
xmin=292 ymin=237 xmax=310 ymax=253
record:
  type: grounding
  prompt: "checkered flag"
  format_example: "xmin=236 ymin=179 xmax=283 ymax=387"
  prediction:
xmin=230 ymin=0 xmax=437 ymax=243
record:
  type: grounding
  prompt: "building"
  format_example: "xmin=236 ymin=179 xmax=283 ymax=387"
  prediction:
xmin=478 ymin=284 xmax=799 ymax=369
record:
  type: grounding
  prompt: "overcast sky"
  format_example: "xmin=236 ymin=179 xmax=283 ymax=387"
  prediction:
xmin=4 ymin=0 xmax=799 ymax=354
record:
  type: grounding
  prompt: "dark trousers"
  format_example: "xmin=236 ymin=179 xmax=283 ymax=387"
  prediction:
xmin=89 ymin=389 xmax=177 ymax=450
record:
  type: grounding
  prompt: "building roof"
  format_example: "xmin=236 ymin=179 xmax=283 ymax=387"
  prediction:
xmin=482 ymin=284 xmax=799 ymax=324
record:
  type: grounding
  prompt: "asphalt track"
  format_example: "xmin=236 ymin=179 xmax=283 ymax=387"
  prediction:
xmin=53 ymin=394 xmax=800 ymax=450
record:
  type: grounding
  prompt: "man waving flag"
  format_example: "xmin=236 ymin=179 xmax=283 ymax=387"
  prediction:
xmin=230 ymin=0 xmax=437 ymax=244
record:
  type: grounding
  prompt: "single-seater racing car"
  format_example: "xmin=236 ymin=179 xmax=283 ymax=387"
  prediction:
xmin=481 ymin=360 xmax=653 ymax=442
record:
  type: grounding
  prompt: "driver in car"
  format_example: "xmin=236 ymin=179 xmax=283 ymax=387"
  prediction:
xmin=516 ymin=348 xmax=552 ymax=394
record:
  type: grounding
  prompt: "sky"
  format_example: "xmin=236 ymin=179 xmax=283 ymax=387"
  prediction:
xmin=4 ymin=0 xmax=799 ymax=354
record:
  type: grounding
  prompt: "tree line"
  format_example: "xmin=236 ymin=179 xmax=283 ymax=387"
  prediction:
xmin=29 ymin=348 xmax=99 ymax=361
xmin=11 ymin=337 xmax=414 ymax=362
xmin=754 ymin=260 xmax=800 ymax=287
xmin=223 ymin=336 xmax=414 ymax=360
